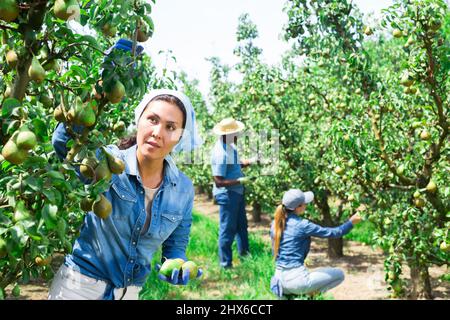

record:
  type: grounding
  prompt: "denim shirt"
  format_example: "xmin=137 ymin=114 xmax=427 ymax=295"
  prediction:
xmin=270 ymin=213 xmax=353 ymax=269
xmin=52 ymin=123 xmax=194 ymax=293
xmin=210 ymin=140 xmax=244 ymax=196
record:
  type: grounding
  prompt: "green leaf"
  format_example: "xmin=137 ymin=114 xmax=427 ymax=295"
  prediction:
xmin=13 ymin=201 xmax=31 ymax=222
xmin=24 ymin=176 xmax=43 ymax=192
xmin=42 ymin=204 xmax=58 ymax=229
xmin=69 ymin=65 xmax=88 ymax=79
xmin=42 ymin=189 xmax=56 ymax=204
xmin=32 ymin=118 xmax=48 ymax=140
xmin=10 ymin=224 xmax=28 ymax=246
xmin=1 ymin=98 xmax=21 ymax=118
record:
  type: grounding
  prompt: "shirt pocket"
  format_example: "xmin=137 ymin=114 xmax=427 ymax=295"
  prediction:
xmin=110 ymin=179 xmax=137 ymax=220
xmin=159 ymin=212 xmax=183 ymax=239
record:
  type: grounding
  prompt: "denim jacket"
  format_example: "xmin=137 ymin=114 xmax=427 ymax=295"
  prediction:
xmin=270 ymin=213 xmax=353 ymax=269
xmin=52 ymin=123 xmax=194 ymax=297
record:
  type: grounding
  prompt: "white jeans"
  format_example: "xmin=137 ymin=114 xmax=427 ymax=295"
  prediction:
xmin=275 ymin=265 xmax=345 ymax=295
xmin=48 ymin=264 xmax=142 ymax=300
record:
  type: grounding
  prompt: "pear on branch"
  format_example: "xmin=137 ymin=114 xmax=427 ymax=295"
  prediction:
xmin=105 ymin=80 xmax=125 ymax=104
xmin=6 ymin=50 xmax=18 ymax=68
xmin=80 ymin=197 xmax=95 ymax=212
xmin=105 ymin=151 xmax=125 ymax=174
xmin=28 ymin=56 xmax=46 ymax=83
xmin=93 ymin=194 xmax=112 ymax=219
xmin=54 ymin=105 xmax=66 ymax=122
xmin=16 ymin=125 xmax=37 ymax=150
xmin=95 ymin=158 xmax=112 ymax=182
xmin=54 ymin=0 xmax=80 ymax=21
xmin=1 ymin=132 xmax=28 ymax=165
xmin=79 ymin=156 xmax=98 ymax=179
xmin=137 ymin=21 xmax=152 ymax=42
xmin=68 ymin=97 xmax=96 ymax=127
xmin=102 ymin=23 xmax=117 ymax=38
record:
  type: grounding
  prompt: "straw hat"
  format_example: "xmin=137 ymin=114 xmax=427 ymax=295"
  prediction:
xmin=212 ymin=117 xmax=245 ymax=135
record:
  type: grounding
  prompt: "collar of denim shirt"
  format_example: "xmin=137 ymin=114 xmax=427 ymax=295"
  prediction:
xmin=123 ymin=144 xmax=180 ymax=186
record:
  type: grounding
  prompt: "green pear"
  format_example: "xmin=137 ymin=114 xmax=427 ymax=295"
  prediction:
xmin=334 ymin=166 xmax=345 ymax=176
xmin=137 ymin=22 xmax=152 ymax=42
xmin=28 ymin=56 xmax=46 ymax=83
xmin=54 ymin=0 xmax=80 ymax=21
xmin=76 ymin=104 xmax=96 ymax=127
xmin=425 ymin=181 xmax=437 ymax=193
xmin=54 ymin=105 xmax=66 ymax=122
xmin=400 ymin=73 xmax=413 ymax=87
xmin=4 ymin=85 xmax=12 ymax=97
xmin=105 ymin=152 xmax=125 ymax=174
xmin=102 ymin=23 xmax=117 ymax=37
xmin=93 ymin=194 xmax=112 ymax=219
xmin=6 ymin=50 xmax=18 ymax=68
xmin=181 ymin=261 xmax=199 ymax=280
xmin=363 ymin=26 xmax=373 ymax=36
xmin=0 ymin=0 xmax=19 ymax=22
xmin=1 ymin=137 xmax=28 ymax=165
xmin=105 ymin=80 xmax=125 ymax=104
xmin=16 ymin=126 xmax=37 ymax=150
xmin=420 ymin=130 xmax=431 ymax=140
xmin=80 ymin=157 xmax=98 ymax=179
xmin=392 ymin=29 xmax=403 ymax=38
xmin=95 ymin=159 xmax=112 ymax=181
xmin=80 ymin=197 xmax=95 ymax=212
xmin=39 ymin=94 xmax=53 ymax=108
xmin=160 ymin=259 xmax=184 ymax=277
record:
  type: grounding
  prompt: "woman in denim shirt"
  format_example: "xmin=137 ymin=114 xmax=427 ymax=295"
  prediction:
xmin=270 ymin=189 xmax=361 ymax=298
xmin=48 ymin=89 xmax=203 ymax=300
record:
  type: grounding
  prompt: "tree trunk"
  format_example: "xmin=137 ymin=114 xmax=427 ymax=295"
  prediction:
xmin=207 ymin=187 xmax=213 ymax=200
xmin=327 ymin=237 xmax=343 ymax=259
xmin=252 ymin=202 xmax=262 ymax=223
xmin=409 ymin=263 xmax=433 ymax=299
xmin=194 ymin=186 xmax=203 ymax=195
xmin=316 ymin=190 xmax=344 ymax=259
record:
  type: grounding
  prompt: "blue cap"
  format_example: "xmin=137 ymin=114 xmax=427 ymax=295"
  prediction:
xmin=282 ymin=189 xmax=314 ymax=210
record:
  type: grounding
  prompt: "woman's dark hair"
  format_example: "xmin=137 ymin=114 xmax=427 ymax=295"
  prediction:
xmin=117 ymin=94 xmax=187 ymax=150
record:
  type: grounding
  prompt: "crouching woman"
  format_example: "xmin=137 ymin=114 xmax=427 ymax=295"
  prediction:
xmin=270 ymin=189 xmax=361 ymax=298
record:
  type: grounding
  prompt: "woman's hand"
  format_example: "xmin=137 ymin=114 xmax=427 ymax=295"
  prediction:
xmin=155 ymin=263 xmax=203 ymax=285
xmin=349 ymin=213 xmax=362 ymax=225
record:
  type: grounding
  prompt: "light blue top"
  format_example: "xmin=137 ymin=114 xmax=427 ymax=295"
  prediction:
xmin=52 ymin=123 xmax=194 ymax=298
xmin=210 ymin=139 xmax=244 ymax=196
xmin=270 ymin=213 xmax=354 ymax=269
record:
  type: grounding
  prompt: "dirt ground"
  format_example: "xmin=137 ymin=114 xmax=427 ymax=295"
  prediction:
xmin=5 ymin=193 xmax=449 ymax=300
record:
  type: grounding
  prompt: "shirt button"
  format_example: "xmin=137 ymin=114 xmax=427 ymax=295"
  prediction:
xmin=133 ymin=241 xmax=136 ymax=246
xmin=127 ymin=278 xmax=131 ymax=282
xmin=121 ymin=195 xmax=125 ymax=198
xmin=130 ymin=260 xmax=134 ymax=264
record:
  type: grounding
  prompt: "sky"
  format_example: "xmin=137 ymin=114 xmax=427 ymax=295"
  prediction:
xmin=143 ymin=0 xmax=393 ymax=98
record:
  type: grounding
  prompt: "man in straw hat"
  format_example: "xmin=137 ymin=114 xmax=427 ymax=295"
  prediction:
xmin=210 ymin=117 xmax=256 ymax=269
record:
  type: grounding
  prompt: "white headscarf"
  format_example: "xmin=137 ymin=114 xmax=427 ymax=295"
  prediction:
xmin=134 ymin=89 xmax=203 ymax=153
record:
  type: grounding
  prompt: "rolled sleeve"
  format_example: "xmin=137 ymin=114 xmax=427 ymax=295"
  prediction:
xmin=301 ymin=219 xmax=354 ymax=239
xmin=161 ymin=187 xmax=194 ymax=261
xmin=211 ymin=152 xmax=227 ymax=177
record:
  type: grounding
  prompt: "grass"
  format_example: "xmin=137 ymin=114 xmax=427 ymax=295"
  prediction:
xmin=139 ymin=210 xmax=331 ymax=300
